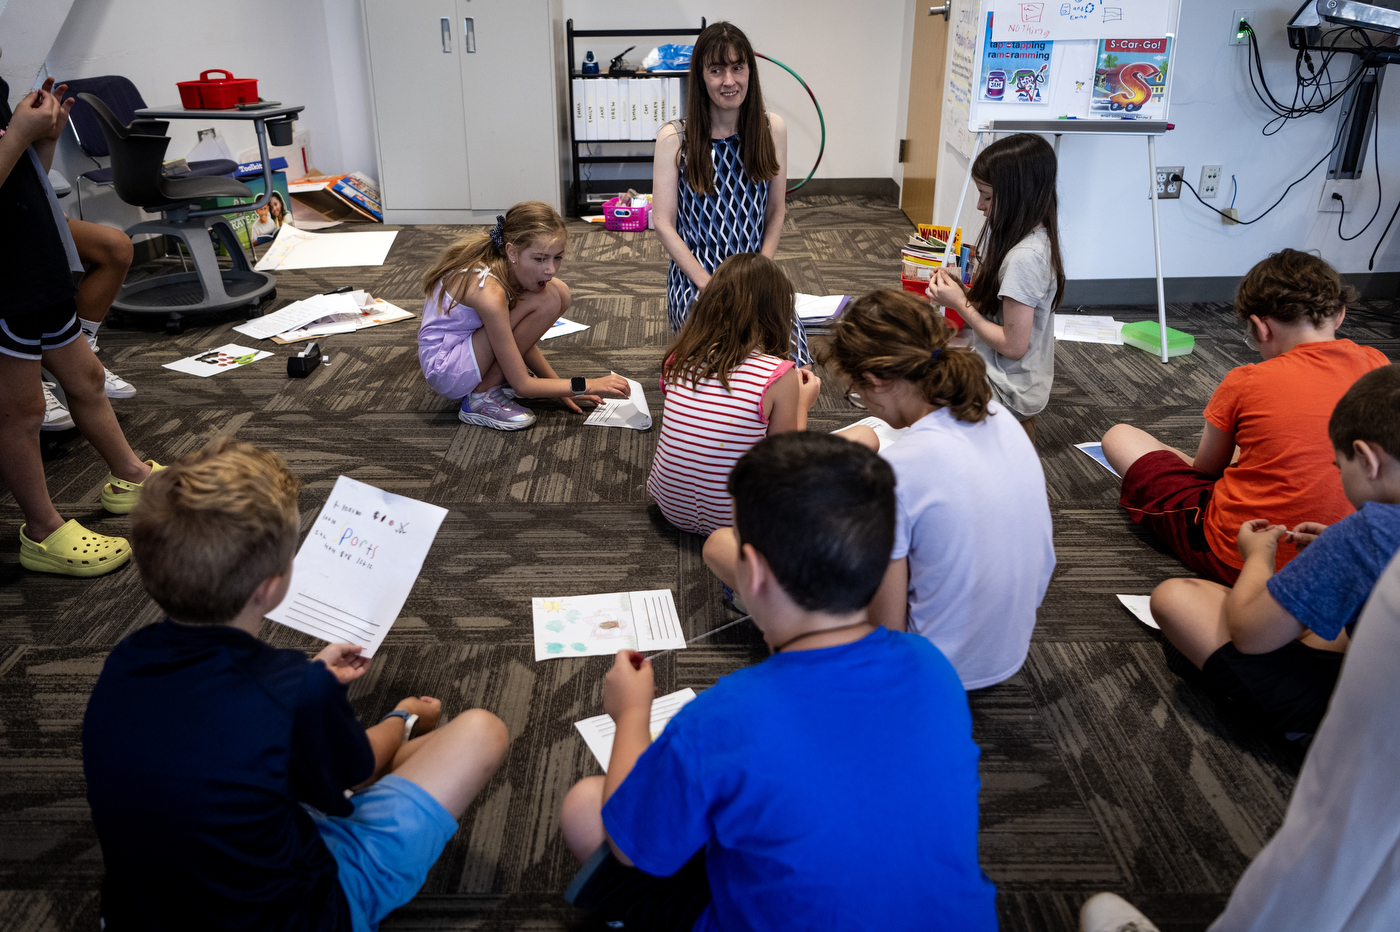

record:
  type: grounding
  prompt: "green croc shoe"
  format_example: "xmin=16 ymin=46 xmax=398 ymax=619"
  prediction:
xmin=101 ymin=460 xmax=164 ymax=515
xmin=19 ymin=520 xmax=131 ymax=577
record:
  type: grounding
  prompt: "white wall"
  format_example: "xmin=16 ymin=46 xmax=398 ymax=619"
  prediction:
xmin=934 ymin=0 xmax=1399 ymax=281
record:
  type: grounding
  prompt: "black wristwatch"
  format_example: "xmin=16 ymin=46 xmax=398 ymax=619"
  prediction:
xmin=571 ymin=376 xmax=587 ymax=395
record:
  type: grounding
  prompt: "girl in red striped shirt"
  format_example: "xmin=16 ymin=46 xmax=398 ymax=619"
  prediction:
xmin=646 ymin=253 xmax=820 ymax=536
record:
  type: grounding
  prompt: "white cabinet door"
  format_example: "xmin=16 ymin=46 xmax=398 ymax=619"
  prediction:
xmin=364 ymin=0 xmax=473 ymax=210
xmin=456 ymin=0 xmax=559 ymax=211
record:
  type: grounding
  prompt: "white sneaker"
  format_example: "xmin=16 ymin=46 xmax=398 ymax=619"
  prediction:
xmin=103 ymin=367 xmax=137 ymax=398
xmin=1080 ymin=893 xmax=1161 ymax=932
xmin=42 ymin=381 xmax=74 ymax=431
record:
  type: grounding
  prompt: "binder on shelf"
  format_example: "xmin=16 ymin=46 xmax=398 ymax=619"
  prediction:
xmin=607 ymin=79 xmax=620 ymax=140
xmin=584 ymin=79 xmax=598 ymax=142
xmin=621 ymin=79 xmax=634 ymax=141
xmin=571 ymin=78 xmax=585 ymax=140
xmin=649 ymin=79 xmax=663 ymax=138
xmin=668 ymin=77 xmax=683 ymax=122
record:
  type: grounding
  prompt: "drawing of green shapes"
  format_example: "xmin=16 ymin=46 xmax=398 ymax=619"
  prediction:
xmin=565 ymin=609 xmax=582 ymax=623
xmin=571 ymin=642 xmax=588 ymax=652
xmin=546 ymin=642 xmax=564 ymax=654
xmin=546 ymin=619 xmax=565 ymax=633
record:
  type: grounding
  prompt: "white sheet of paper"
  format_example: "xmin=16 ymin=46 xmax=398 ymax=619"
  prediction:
xmin=795 ymin=293 xmax=848 ymax=320
xmin=533 ymin=589 xmax=685 ymax=661
xmin=575 ymin=688 xmax=698 ymax=771
xmin=162 ymin=343 xmax=273 ymax=377
xmin=1073 ymin=441 xmax=1120 ymax=477
xmin=276 ymin=300 xmax=415 ymax=341
xmin=266 ymin=476 xmax=448 ymax=657
xmin=584 ymin=376 xmax=651 ymax=430
xmin=1117 ymin=594 xmax=1159 ymax=629
xmin=540 ymin=317 xmax=591 ymax=341
xmin=254 ymin=227 xmax=398 ymax=271
xmin=836 ymin=416 xmax=909 ymax=453
xmin=991 ymin=0 xmax=1170 ymax=42
xmin=1054 ymin=314 xmax=1124 ymax=345
xmin=234 ymin=293 xmax=356 ymax=340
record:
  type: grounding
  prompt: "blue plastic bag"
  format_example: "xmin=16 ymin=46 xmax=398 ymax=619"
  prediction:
xmin=643 ymin=44 xmax=693 ymax=71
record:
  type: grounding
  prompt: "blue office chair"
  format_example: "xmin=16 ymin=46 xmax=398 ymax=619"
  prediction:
xmin=79 ymin=93 xmax=276 ymax=332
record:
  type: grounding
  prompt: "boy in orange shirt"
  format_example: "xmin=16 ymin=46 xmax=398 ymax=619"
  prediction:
xmin=1102 ymin=249 xmax=1388 ymax=584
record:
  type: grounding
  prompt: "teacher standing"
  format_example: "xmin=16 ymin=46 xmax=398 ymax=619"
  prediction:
xmin=652 ymin=22 xmax=809 ymax=366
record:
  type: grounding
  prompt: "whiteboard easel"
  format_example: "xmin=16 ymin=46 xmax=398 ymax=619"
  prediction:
xmin=948 ymin=1 xmax=1182 ymax=363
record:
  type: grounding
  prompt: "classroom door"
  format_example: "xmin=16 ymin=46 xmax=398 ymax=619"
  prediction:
xmin=900 ymin=7 xmax=949 ymax=226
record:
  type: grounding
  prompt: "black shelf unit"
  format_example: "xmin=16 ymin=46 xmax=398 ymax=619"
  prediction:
xmin=565 ymin=18 xmax=706 ymax=216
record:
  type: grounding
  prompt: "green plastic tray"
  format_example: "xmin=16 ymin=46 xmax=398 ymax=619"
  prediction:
xmin=1122 ymin=320 xmax=1195 ymax=358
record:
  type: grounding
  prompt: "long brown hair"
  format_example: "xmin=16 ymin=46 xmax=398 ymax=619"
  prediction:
xmin=663 ymin=253 xmax=793 ymax=390
xmin=419 ymin=200 xmax=566 ymax=309
xmin=824 ymin=289 xmax=992 ymax=424
xmin=679 ymin=22 xmax=780 ymax=196
xmin=966 ymin=133 xmax=1065 ymax=318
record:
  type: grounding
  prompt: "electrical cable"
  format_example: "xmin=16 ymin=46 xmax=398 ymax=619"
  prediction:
xmin=1336 ymin=117 xmax=1383 ymax=242
xmin=1242 ymin=22 xmax=1374 ymax=136
xmin=1230 ymin=174 xmax=1237 ymax=209
xmin=754 ymin=52 xmax=824 ymax=193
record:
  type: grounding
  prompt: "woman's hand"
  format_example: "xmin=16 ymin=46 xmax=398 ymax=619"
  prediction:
xmin=5 ymin=89 xmax=63 ymax=147
xmin=36 ymin=79 xmax=74 ymax=143
xmin=925 ymin=267 xmax=969 ymax=312
xmin=797 ymin=368 xmax=822 ymax=411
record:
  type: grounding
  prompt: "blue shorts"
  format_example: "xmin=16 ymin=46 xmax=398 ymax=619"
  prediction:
xmin=305 ymin=774 xmax=459 ymax=932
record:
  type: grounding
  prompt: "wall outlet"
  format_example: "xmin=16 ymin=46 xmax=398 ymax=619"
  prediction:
xmin=1222 ymin=207 xmax=1239 ymax=225
xmin=1155 ymin=166 xmax=1184 ymax=199
xmin=1199 ymin=165 xmax=1222 ymax=198
xmin=1230 ymin=9 xmax=1255 ymax=45
xmin=1317 ymin=178 xmax=1357 ymax=213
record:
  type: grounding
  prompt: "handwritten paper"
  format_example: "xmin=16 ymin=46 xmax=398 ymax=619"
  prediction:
xmin=944 ymin=0 xmax=981 ymax=159
xmin=575 ymin=688 xmax=698 ymax=771
xmin=990 ymin=0 xmax=1170 ymax=42
xmin=233 ymin=292 xmax=360 ymax=340
xmin=1073 ymin=441 xmax=1120 ymax=477
xmin=836 ymin=416 xmax=909 ymax=453
xmin=1117 ymin=594 xmax=1159 ymax=629
xmin=540 ymin=318 xmax=591 ymax=341
xmin=266 ymin=476 xmax=448 ymax=657
xmin=1054 ymin=314 xmax=1124 ymax=344
xmin=584 ymin=376 xmax=652 ymax=430
xmin=273 ymin=299 xmax=416 ymax=344
xmin=162 ymin=343 xmax=273 ymax=377
xmin=533 ymin=589 xmax=685 ymax=661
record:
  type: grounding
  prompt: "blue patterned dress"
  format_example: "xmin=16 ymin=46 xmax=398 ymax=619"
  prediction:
xmin=666 ymin=123 xmax=810 ymax=366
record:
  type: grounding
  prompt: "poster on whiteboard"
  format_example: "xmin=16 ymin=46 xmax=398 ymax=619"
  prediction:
xmin=943 ymin=0 xmax=981 ymax=159
xmin=990 ymin=0 xmax=1170 ymax=43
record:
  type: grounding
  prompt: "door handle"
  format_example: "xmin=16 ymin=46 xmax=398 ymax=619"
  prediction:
xmin=464 ymin=17 xmax=476 ymax=53
xmin=441 ymin=17 xmax=451 ymax=53
xmin=929 ymin=4 xmax=950 ymax=19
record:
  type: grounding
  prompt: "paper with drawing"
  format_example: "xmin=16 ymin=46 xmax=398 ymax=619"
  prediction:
xmin=585 ymin=376 xmax=652 ymax=430
xmin=533 ymin=589 xmax=685 ymax=661
xmin=266 ymin=476 xmax=448 ymax=657
xmin=575 ymin=688 xmax=698 ymax=771
xmin=162 ymin=343 xmax=273 ymax=377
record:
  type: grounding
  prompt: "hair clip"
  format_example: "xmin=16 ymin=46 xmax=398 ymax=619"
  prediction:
xmin=489 ymin=215 xmax=507 ymax=250
xmin=930 ymin=348 xmax=942 ymax=364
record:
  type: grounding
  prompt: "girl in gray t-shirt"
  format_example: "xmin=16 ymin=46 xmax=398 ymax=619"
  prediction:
xmin=927 ymin=133 xmax=1065 ymax=431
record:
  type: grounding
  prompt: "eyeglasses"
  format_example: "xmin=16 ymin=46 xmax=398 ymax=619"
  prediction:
xmin=1243 ymin=322 xmax=1259 ymax=351
xmin=843 ymin=387 xmax=866 ymax=410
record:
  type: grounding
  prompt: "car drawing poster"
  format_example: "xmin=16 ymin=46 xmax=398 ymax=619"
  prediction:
xmin=1091 ymin=37 xmax=1171 ymax=118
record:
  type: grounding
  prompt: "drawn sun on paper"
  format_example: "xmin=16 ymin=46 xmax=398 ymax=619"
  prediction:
xmin=534 ymin=593 xmax=639 ymax=657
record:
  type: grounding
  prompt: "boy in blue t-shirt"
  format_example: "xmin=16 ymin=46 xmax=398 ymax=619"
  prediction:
xmin=1150 ymin=364 xmax=1400 ymax=746
xmin=558 ymin=432 xmax=998 ymax=932
xmin=82 ymin=438 xmax=509 ymax=931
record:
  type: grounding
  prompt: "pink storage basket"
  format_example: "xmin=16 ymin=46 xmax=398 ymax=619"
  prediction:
xmin=602 ymin=196 xmax=650 ymax=232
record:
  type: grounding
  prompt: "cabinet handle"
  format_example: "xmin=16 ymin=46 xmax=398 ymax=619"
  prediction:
xmin=441 ymin=17 xmax=451 ymax=53
xmin=464 ymin=17 xmax=476 ymax=53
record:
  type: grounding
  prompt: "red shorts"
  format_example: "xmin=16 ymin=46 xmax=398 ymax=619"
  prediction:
xmin=1118 ymin=450 xmax=1240 ymax=586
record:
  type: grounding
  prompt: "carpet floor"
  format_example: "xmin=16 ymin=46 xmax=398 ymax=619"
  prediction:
xmin=2 ymin=194 xmax=1396 ymax=932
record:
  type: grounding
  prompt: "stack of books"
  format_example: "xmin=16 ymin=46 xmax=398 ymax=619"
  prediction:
xmin=901 ymin=225 xmax=962 ymax=285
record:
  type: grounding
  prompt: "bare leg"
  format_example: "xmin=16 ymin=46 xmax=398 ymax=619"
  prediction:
xmin=68 ymin=219 xmax=132 ymax=326
xmin=561 ymin=775 xmax=607 ymax=862
xmin=703 ymin=528 xmax=741 ymax=590
xmin=353 ymin=697 xmax=444 ymax=789
xmin=833 ymin=424 xmax=880 ymax=452
xmin=1151 ymin=577 xmax=1232 ymax=669
xmin=0 ymin=354 xmax=64 ymax=540
xmin=1101 ymin=423 xmax=1193 ymax=477
xmin=390 ymin=708 xmax=509 ymax=820
xmin=472 ymin=281 xmax=567 ymax=392
xmin=40 ymin=339 xmax=148 ymax=486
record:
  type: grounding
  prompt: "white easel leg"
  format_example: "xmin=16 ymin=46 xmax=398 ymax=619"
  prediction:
xmin=1146 ymin=135 xmax=1169 ymax=364
xmin=943 ymin=133 xmax=985 ymax=269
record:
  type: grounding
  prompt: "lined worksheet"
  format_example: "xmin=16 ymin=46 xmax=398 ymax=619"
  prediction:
xmin=574 ymin=688 xmax=698 ymax=771
xmin=266 ymin=476 xmax=448 ymax=656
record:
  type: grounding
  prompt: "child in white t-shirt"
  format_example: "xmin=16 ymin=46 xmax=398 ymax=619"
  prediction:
xmin=828 ymin=289 xmax=1056 ymax=689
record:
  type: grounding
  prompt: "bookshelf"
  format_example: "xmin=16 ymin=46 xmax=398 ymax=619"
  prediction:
xmin=565 ymin=18 xmax=706 ymax=216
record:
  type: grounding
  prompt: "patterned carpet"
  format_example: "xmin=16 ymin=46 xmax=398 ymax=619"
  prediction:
xmin=2 ymin=194 xmax=1396 ymax=932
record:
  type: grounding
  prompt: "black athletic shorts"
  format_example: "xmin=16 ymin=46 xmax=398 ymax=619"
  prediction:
xmin=0 ymin=296 xmax=81 ymax=361
xmin=1201 ymin=640 xmax=1345 ymax=744
xmin=565 ymin=845 xmax=710 ymax=931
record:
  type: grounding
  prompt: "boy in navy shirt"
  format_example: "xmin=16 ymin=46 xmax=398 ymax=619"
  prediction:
xmin=559 ymin=432 xmax=998 ymax=931
xmin=82 ymin=438 xmax=508 ymax=931
xmin=1150 ymin=364 xmax=1400 ymax=746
